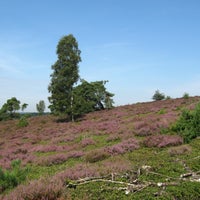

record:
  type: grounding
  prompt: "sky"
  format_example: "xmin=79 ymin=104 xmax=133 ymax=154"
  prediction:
xmin=0 ymin=0 xmax=200 ymax=112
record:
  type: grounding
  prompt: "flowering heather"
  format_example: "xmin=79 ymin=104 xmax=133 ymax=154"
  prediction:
xmin=106 ymin=138 xmax=139 ymax=155
xmin=0 ymin=96 xmax=200 ymax=197
xmin=143 ymin=135 xmax=183 ymax=148
xmin=57 ymin=163 xmax=100 ymax=180
xmin=52 ymin=134 xmax=76 ymax=144
xmin=36 ymin=153 xmax=69 ymax=166
xmin=68 ymin=150 xmax=84 ymax=158
xmin=133 ymin=120 xmax=153 ymax=136
xmin=101 ymin=158 xmax=132 ymax=174
xmin=95 ymin=120 xmax=119 ymax=134
xmin=81 ymin=138 xmax=96 ymax=147
xmin=85 ymin=148 xmax=109 ymax=163
xmin=31 ymin=145 xmax=58 ymax=153
xmin=106 ymin=134 xmax=121 ymax=142
xmin=4 ymin=177 xmax=64 ymax=200
xmin=36 ymin=151 xmax=84 ymax=166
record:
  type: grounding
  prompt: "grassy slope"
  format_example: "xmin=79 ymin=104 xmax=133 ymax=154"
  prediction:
xmin=0 ymin=97 xmax=200 ymax=199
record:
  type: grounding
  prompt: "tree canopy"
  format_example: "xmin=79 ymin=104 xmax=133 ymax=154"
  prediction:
xmin=152 ymin=90 xmax=165 ymax=101
xmin=36 ymin=100 xmax=46 ymax=115
xmin=48 ymin=34 xmax=81 ymax=120
xmin=48 ymin=34 xmax=114 ymax=121
xmin=0 ymin=97 xmax=27 ymax=120
xmin=72 ymin=80 xmax=114 ymax=118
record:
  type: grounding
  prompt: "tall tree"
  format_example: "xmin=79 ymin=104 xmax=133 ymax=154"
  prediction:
xmin=36 ymin=100 xmax=46 ymax=115
xmin=48 ymin=34 xmax=81 ymax=121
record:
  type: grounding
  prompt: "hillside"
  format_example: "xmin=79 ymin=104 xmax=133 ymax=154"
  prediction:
xmin=0 ymin=97 xmax=200 ymax=199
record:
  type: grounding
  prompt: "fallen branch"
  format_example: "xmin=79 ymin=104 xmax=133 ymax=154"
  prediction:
xmin=66 ymin=166 xmax=200 ymax=194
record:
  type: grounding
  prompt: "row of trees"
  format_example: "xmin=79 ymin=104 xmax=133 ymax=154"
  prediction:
xmin=48 ymin=34 xmax=114 ymax=121
xmin=0 ymin=98 xmax=46 ymax=121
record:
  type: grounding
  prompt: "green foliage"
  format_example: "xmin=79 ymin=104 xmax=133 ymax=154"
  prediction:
xmin=6 ymin=97 xmax=21 ymax=114
xmin=48 ymin=34 xmax=81 ymax=120
xmin=17 ymin=116 xmax=29 ymax=127
xmin=21 ymin=103 xmax=28 ymax=112
xmin=36 ymin=100 xmax=46 ymax=114
xmin=157 ymin=108 xmax=166 ymax=115
xmin=0 ymin=97 xmax=23 ymax=120
xmin=72 ymin=80 xmax=114 ymax=118
xmin=165 ymin=96 xmax=171 ymax=100
xmin=152 ymin=90 xmax=165 ymax=101
xmin=183 ymin=92 xmax=189 ymax=99
xmin=0 ymin=160 xmax=28 ymax=193
xmin=172 ymin=102 xmax=200 ymax=143
xmin=166 ymin=182 xmax=200 ymax=200
xmin=0 ymin=110 xmax=10 ymax=121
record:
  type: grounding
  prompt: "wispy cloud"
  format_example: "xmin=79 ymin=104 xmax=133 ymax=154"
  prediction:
xmin=85 ymin=41 xmax=135 ymax=52
xmin=0 ymin=54 xmax=26 ymax=76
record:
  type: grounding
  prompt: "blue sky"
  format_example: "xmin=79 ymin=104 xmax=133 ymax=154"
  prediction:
xmin=0 ymin=0 xmax=200 ymax=112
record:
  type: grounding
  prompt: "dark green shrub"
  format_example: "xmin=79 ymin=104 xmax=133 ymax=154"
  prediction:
xmin=152 ymin=90 xmax=165 ymax=101
xmin=0 ymin=160 xmax=28 ymax=193
xmin=183 ymin=92 xmax=189 ymax=99
xmin=166 ymin=182 xmax=200 ymax=199
xmin=172 ymin=102 xmax=200 ymax=143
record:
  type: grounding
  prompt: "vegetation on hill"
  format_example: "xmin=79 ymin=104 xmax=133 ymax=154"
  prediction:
xmin=0 ymin=96 xmax=200 ymax=199
xmin=48 ymin=34 xmax=114 ymax=121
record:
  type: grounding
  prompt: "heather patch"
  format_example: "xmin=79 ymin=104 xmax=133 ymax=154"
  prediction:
xmin=106 ymin=134 xmax=121 ymax=142
xmin=36 ymin=154 xmax=68 ymax=166
xmin=57 ymin=163 xmax=100 ymax=180
xmin=4 ymin=177 xmax=64 ymax=200
xmin=101 ymin=158 xmax=132 ymax=174
xmin=85 ymin=149 xmax=109 ymax=163
xmin=1 ymin=97 xmax=200 ymax=199
xmin=81 ymin=138 xmax=96 ymax=147
xmin=143 ymin=135 xmax=183 ymax=148
xmin=36 ymin=151 xmax=84 ymax=166
xmin=106 ymin=138 xmax=139 ymax=155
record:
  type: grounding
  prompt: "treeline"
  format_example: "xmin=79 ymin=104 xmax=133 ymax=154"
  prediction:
xmin=0 ymin=98 xmax=46 ymax=121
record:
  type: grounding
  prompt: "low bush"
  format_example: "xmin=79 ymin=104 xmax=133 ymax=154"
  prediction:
xmin=17 ymin=116 xmax=29 ymax=127
xmin=152 ymin=90 xmax=165 ymax=101
xmin=85 ymin=149 xmax=109 ymax=163
xmin=172 ymin=102 xmax=200 ymax=143
xmin=143 ymin=135 xmax=183 ymax=148
xmin=0 ymin=160 xmax=28 ymax=193
xmin=106 ymin=138 xmax=139 ymax=155
xmin=4 ymin=177 xmax=64 ymax=200
xmin=183 ymin=92 xmax=189 ymax=99
xmin=81 ymin=138 xmax=96 ymax=147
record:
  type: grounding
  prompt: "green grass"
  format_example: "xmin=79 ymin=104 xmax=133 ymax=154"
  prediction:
xmin=64 ymin=139 xmax=200 ymax=199
xmin=26 ymin=157 xmax=83 ymax=180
